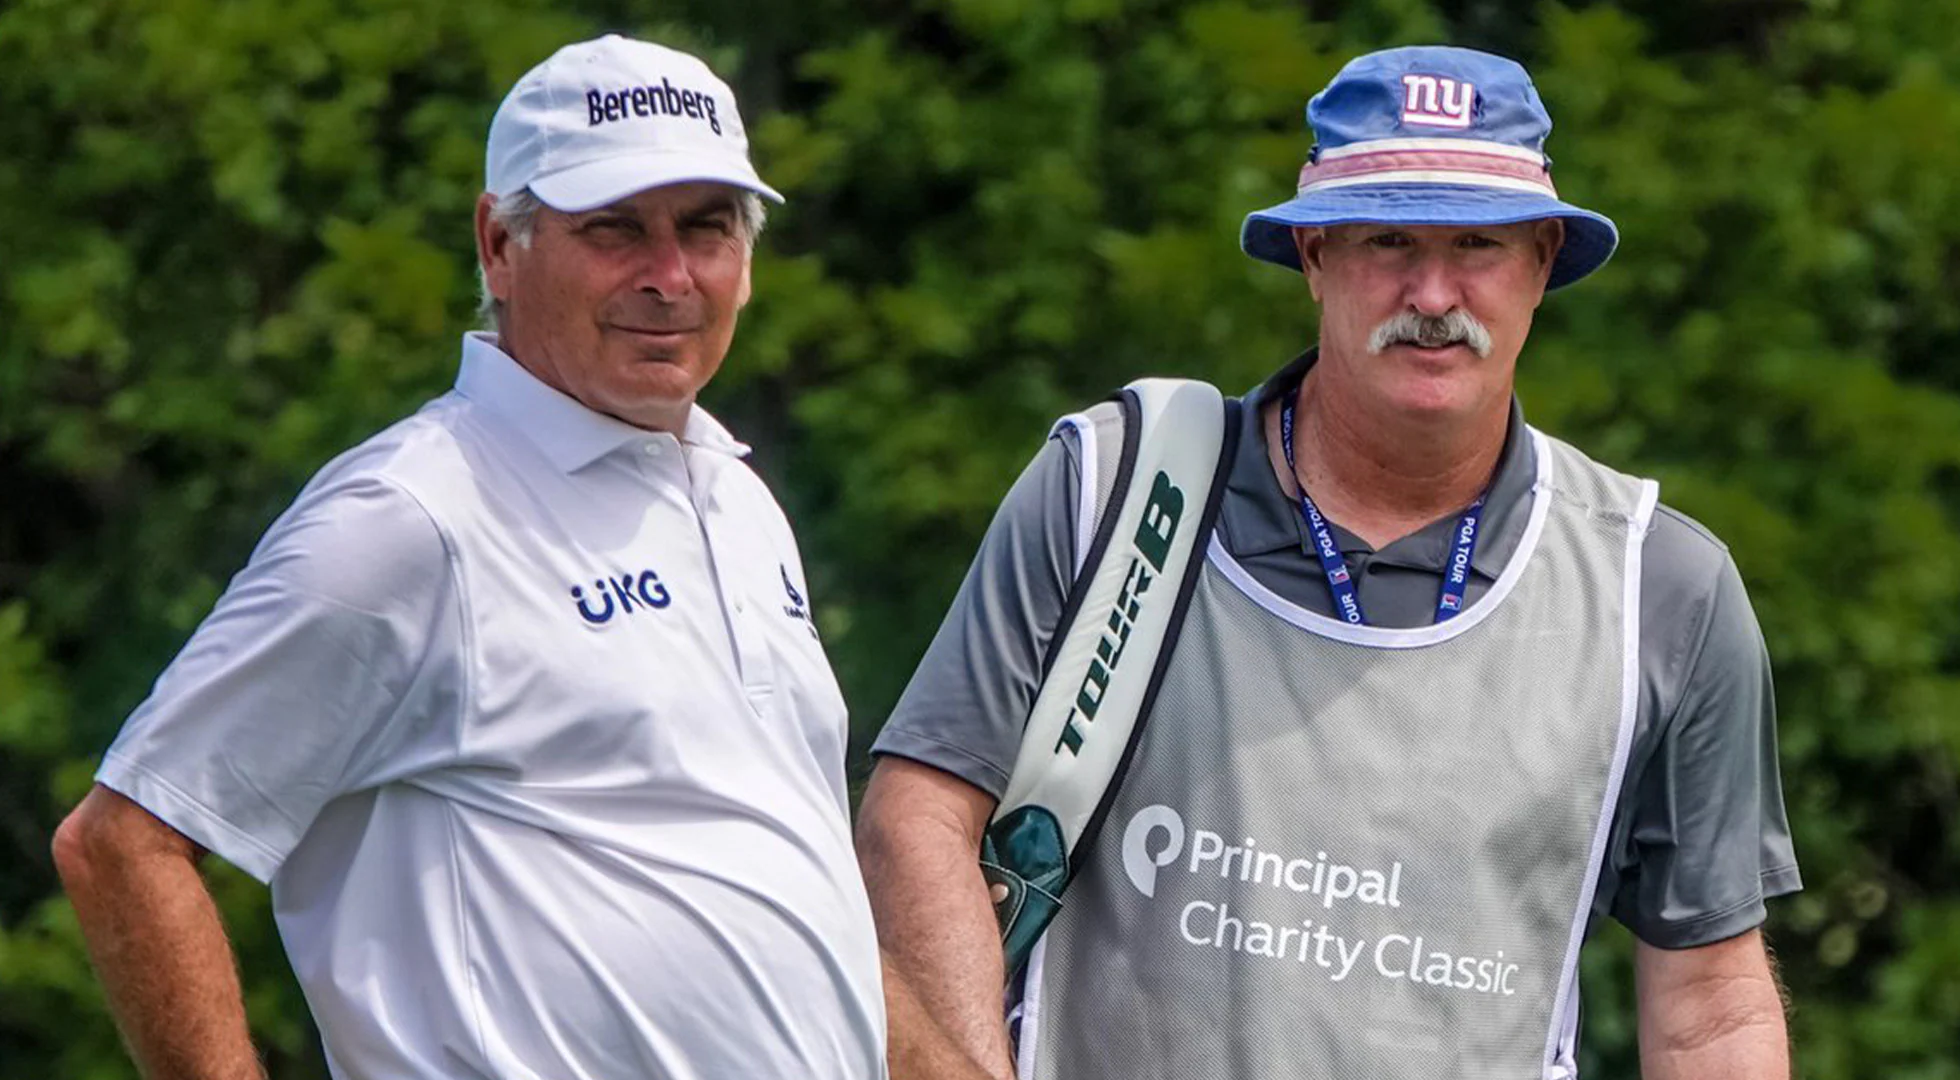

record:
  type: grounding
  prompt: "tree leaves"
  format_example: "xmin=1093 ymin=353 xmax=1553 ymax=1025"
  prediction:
xmin=3 ymin=0 xmax=1957 ymax=1074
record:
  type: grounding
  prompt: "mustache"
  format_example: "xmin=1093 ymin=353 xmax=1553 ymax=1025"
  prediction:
xmin=1367 ymin=310 xmax=1492 ymax=358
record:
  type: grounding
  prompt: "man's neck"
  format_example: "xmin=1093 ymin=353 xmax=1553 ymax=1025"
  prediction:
xmin=1267 ymin=368 xmax=1510 ymax=550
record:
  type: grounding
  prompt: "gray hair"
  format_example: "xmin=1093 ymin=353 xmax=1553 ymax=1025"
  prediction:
xmin=476 ymin=187 xmax=769 ymax=331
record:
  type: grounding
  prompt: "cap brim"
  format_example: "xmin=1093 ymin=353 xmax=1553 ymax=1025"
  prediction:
xmin=1240 ymin=183 xmax=1618 ymax=290
xmin=529 ymin=150 xmax=784 ymax=211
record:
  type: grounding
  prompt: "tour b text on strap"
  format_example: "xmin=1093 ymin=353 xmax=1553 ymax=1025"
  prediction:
xmin=980 ymin=378 xmax=1238 ymax=981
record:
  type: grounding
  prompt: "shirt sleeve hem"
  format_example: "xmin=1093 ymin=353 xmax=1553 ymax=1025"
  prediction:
xmin=96 ymin=753 xmax=286 ymax=885
xmin=869 ymin=728 xmax=1012 ymax=801
xmin=1622 ymin=890 xmax=1773 ymax=950
xmin=1760 ymin=863 xmax=1803 ymax=899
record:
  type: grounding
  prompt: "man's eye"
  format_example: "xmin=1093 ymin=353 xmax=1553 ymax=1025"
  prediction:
xmin=581 ymin=217 xmax=642 ymax=236
xmin=685 ymin=214 xmax=736 ymax=235
xmin=1364 ymin=232 xmax=1411 ymax=248
xmin=1458 ymin=234 xmax=1499 ymax=249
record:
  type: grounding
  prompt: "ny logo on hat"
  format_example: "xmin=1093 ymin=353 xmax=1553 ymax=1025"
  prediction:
xmin=1400 ymin=74 xmax=1475 ymax=128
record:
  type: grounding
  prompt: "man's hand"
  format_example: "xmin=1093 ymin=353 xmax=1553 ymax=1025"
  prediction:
xmin=1635 ymin=928 xmax=1790 ymax=1080
xmin=53 ymin=785 xmax=264 ymax=1080
xmin=857 ymin=756 xmax=1016 ymax=1080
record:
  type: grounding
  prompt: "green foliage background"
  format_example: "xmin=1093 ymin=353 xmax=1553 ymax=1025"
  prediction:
xmin=3 ymin=0 xmax=1958 ymax=1075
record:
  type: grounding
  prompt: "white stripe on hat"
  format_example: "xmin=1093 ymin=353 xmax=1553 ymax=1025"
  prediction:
xmin=1298 ymin=169 xmax=1558 ymax=196
xmin=1316 ymin=137 xmax=1546 ymax=165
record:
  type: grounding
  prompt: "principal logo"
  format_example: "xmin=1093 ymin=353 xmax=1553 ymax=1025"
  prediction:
xmin=1122 ymin=804 xmax=1186 ymax=898
xmin=1120 ymin=804 xmax=1405 ymax=911
xmin=1400 ymin=74 xmax=1475 ymax=129
xmin=1121 ymin=806 xmax=1519 ymax=997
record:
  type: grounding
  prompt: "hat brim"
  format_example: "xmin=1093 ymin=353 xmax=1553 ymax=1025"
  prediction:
xmin=1240 ymin=183 xmax=1618 ymax=290
xmin=529 ymin=149 xmax=784 ymax=211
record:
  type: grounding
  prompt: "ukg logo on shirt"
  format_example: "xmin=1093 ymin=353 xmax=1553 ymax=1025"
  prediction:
xmin=1122 ymin=805 xmax=1186 ymax=897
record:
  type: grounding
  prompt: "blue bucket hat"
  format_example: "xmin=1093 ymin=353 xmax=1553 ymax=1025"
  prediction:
xmin=1241 ymin=46 xmax=1618 ymax=290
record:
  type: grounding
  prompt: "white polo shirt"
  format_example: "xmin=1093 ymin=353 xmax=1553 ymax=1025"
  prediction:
xmin=98 ymin=333 xmax=887 ymax=1080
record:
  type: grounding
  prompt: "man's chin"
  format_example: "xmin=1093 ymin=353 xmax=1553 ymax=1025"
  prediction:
xmin=1374 ymin=365 xmax=1498 ymax=417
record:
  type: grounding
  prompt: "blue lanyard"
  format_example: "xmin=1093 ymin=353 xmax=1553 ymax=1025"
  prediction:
xmin=1279 ymin=391 xmax=1486 ymax=625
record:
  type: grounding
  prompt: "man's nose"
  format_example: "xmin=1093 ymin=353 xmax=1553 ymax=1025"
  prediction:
xmin=635 ymin=233 xmax=694 ymax=298
xmin=1403 ymin=252 xmax=1463 ymax=317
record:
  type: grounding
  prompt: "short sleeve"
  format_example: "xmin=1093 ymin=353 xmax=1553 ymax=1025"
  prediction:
xmin=96 ymin=474 xmax=461 ymax=883
xmin=1609 ymin=534 xmax=1801 ymax=948
xmin=869 ymin=433 xmax=1080 ymax=799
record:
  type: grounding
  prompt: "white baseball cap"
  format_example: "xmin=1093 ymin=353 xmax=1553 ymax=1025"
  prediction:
xmin=485 ymin=34 xmax=783 ymax=211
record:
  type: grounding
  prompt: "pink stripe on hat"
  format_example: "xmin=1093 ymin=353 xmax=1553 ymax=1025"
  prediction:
xmin=1297 ymin=146 xmax=1557 ymax=196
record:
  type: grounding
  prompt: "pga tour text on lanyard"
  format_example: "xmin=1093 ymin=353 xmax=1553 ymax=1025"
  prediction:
xmin=1279 ymin=388 xmax=1486 ymax=627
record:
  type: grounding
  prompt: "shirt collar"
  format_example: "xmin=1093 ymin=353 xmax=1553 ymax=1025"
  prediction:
xmin=453 ymin=332 xmax=751 ymax=473
xmin=1218 ymin=348 xmax=1534 ymax=580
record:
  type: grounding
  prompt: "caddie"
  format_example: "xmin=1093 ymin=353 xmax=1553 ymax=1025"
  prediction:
xmin=858 ymin=46 xmax=1798 ymax=1079
xmin=53 ymin=35 xmax=886 ymax=1079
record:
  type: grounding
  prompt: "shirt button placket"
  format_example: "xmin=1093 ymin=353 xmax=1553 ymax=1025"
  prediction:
xmin=684 ymin=456 xmax=774 ymax=706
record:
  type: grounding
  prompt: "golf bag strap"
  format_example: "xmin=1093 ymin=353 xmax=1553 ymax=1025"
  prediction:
xmin=982 ymin=377 xmax=1238 ymax=980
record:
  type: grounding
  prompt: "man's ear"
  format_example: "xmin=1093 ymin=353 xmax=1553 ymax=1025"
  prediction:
xmin=476 ymin=192 xmax=515 ymax=304
xmin=1533 ymin=218 xmax=1565 ymax=289
xmin=1293 ymin=226 xmax=1327 ymax=302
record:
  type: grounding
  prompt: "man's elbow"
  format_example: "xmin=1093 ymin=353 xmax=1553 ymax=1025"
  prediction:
xmin=53 ymin=788 xmax=196 ymax=903
xmin=851 ymin=771 xmax=899 ymax=860
xmin=854 ymin=782 xmax=929 ymax=900
xmin=855 ymin=758 xmax=991 ymax=874
xmin=52 ymin=803 xmax=106 ymax=900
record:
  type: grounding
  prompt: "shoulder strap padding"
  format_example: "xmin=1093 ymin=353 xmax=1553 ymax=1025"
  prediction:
xmin=997 ymin=378 xmax=1229 ymax=847
xmin=984 ymin=378 xmax=1237 ymax=981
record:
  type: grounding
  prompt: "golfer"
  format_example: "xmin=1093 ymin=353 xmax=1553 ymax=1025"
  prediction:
xmin=54 ymin=35 xmax=886 ymax=1080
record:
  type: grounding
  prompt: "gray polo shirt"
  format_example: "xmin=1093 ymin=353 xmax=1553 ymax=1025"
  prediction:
xmin=874 ymin=352 xmax=1801 ymax=948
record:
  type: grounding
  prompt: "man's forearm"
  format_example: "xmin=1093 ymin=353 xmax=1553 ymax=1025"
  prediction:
xmin=858 ymin=759 xmax=1017 ymax=1080
xmin=883 ymin=951 xmax=1003 ymax=1080
xmin=55 ymin=788 xmax=264 ymax=1080
xmin=1639 ymin=1000 xmax=1788 ymax=1079
xmin=1635 ymin=930 xmax=1790 ymax=1080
